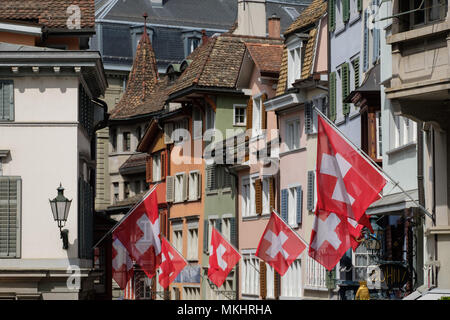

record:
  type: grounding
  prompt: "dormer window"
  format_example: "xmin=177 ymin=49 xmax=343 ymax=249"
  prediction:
xmin=182 ymin=30 xmax=202 ymax=57
xmin=287 ymin=41 xmax=302 ymax=88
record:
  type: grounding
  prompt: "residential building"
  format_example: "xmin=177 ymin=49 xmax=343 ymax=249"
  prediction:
xmin=0 ymin=1 xmax=108 ymax=299
xmin=265 ymin=0 xmax=329 ymax=299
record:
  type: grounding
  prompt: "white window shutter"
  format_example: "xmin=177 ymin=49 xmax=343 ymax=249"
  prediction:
xmin=182 ymin=173 xmax=188 ymax=201
xmin=166 ymin=176 xmax=174 ymax=202
xmin=197 ymin=172 xmax=202 ymax=200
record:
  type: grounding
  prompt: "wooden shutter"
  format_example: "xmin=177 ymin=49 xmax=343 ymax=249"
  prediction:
xmin=329 ymin=0 xmax=336 ymax=32
xmin=166 ymin=176 xmax=175 ymax=202
xmin=342 ymin=63 xmax=350 ymax=116
xmin=305 ymin=101 xmax=313 ymax=134
xmin=274 ymin=271 xmax=280 ymax=299
xmin=203 ymin=219 xmax=209 ymax=253
xmin=343 ymin=0 xmax=350 ymax=22
xmin=146 ymin=155 xmax=152 ymax=183
xmin=296 ymin=186 xmax=303 ymax=225
xmin=0 ymin=177 xmax=21 ymax=257
xmin=182 ymin=172 xmax=188 ymax=201
xmin=280 ymin=189 xmax=288 ymax=222
xmin=353 ymin=58 xmax=360 ymax=89
xmin=0 ymin=81 xmax=14 ymax=121
xmin=229 ymin=217 xmax=237 ymax=247
xmin=160 ymin=210 xmax=167 ymax=237
xmin=260 ymin=261 xmax=267 ymax=299
xmin=269 ymin=177 xmax=275 ymax=212
xmin=246 ymin=97 xmax=253 ymax=131
xmin=197 ymin=172 xmax=202 ymax=200
xmin=329 ymin=72 xmax=336 ymax=122
xmin=363 ymin=9 xmax=369 ymax=71
xmin=307 ymin=171 xmax=315 ymax=212
xmin=255 ymin=179 xmax=262 ymax=215
xmin=206 ymin=165 xmax=215 ymax=191
xmin=261 ymin=93 xmax=267 ymax=130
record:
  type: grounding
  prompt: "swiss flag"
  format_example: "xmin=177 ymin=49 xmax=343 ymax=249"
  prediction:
xmin=316 ymin=115 xmax=386 ymax=228
xmin=256 ymin=211 xmax=307 ymax=276
xmin=112 ymin=235 xmax=134 ymax=290
xmin=308 ymin=210 xmax=353 ymax=271
xmin=208 ymin=227 xmax=241 ymax=288
xmin=113 ymin=190 xmax=161 ymax=279
xmin=348 ymin=216 xmax=366 ymax=251
xmin=158 ymin=237 xmax=187 ymax=289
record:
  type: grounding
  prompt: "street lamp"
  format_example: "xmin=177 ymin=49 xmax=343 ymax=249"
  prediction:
xmin=49 ymin=183 xmax=72 ymax=249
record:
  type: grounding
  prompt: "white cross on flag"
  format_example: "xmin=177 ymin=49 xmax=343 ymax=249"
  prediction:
xmin=208 ymin=227 xmax=241 ymax=288
xmin=158 ymin=237 xmax=187 ymax=289
xmin=113 ymin=189 xmax=162 ymax=279
xmin=256 ymin=211 xmax=307 ymax=276
xmin=112 ymin=235 xmax=134 ymax=290
xmin=316 ymin=115 xmax=386 ymax=228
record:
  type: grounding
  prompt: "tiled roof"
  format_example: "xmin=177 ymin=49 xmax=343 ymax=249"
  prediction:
xmin=0 ymin=0 xmax=95 ymax=29
xmin=169 ymin=34 xmax=283 ymax=97
xmin=276 ymin=47 xmax=288 ymax=96
xmin=109 ymin=29 xmax=163 ymax=120
xmin=108 ymin=192 xmax=146 ymax=210
xmin=119 ymin=153 xmax=147 ymax=171
xmin=245 ymin=43 xmax=283 ymax=74
xmin=301 ymin=28 xmax=318 ymax=80
xmin=283 ymin=0 xmax=326 ymax=36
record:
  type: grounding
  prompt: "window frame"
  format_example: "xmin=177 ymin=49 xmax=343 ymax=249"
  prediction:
xmin=287 ymin=40 xmax=302 ymax=88
xmin=285 ymin=118 xmax=301 ymax=151
xmin=233 ymin=104 xmax=247 ymax=126
xmin=0 ymin=80 xmax=14 ymax=122
xmin=122 ymin=132 xmax=131 ymax=152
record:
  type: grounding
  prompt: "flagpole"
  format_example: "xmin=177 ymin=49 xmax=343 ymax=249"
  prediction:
xmin=93 ymin=182 xmax=160 ymax=249
xmin=312 ymin=107 xmax=434 ymax=223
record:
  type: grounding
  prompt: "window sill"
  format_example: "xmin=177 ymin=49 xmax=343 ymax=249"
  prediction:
xmin=188 ymin=198 xmax=201 ymax=202
xmin=304 ymin=285 xmax=329 ymax=292
xmin=279 ymin=296 xmax=303 ymax=300
xmin=349 ymin=13 xmax=361 ymax=26
xmin=206 ymin=190 xmax=218 ymax=196
xmin=242 ymin=213 xmax=270 ymax=221
xmin=386 ymin=142 xmax=416 ymax=156
xmin=279 ymin=146 xmax=306 ymax=157
xmin=334 ymin=24 xmax=346 ymax=36
xmin=222 ymin=188 xmax=232 ymax=194
xmin=387 ymin=20 xmax=448 ymax=45
xmin=241 ymin=294 xmax=259 ymax=300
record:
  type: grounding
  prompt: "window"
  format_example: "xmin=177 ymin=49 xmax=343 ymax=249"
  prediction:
xmin=193 ymin=108 xmax=203 ymax=140
xmin=189 ymin=38 xmax=200 ymax=54
xmin=262 ymin=178 xmax=270 ymax=215
xmin=187 ymin=228 xmax=198 ymax=261
xmin=266 ymin=264 xmax=275 ymax=299
xmin=205 ymin=107 xmax=215 ymax=131
xmin=285 ymin=119 xmax=300 ymax=151
xmin=305 ymin=255 xmax=327 ymax=289
xmin=206 ymin=165 xmax=231 ymax=192
xmin=252 ymin=96 xmax=263 ymax=137
xmin=0 ymin=80 xmax=14 ymax=121
xmin=350 ymin=0 xmax=361 ymax=20
xmin=0 ymin=176 xmax=21 ymax=257
xmin=288 ymin=187 xmax=297 ymax=226
xmin=152 ymin=153 xmax=161 ymax=182
xmin=281 ymin=259 xmax=302 ymax=298
xmin=375 ymin=111 xmax=382 ymax=159
xmin=353 ymin=244 xmax=377 ymax=281
xmin=242 ymin=178 xmax=251 ymax=218
xmin=183 ymin=286 xmax=200 ymax=300
xmin=287 ymin=43 xmax=301 ymax=87
xmin=222 ymin=217 xmax=231 ymax=241
xmin=136 ymin=126 xmax=142 ymax=142
xmin=113 ymin=182 xmax=119 ymax=203
xmin=110 ymin=128 xmax=117 ymax=152
xmin=281 ymin=186 xmax=302 ymax=227
xmin=242 ymin=254 xmax=260 ymax=296
xmin=393 ymin=115 xmax=417 ymax=149
xmin=173 ymin=119 xmax=189 ymax=144
xmin=409 ymin=0 xmax=448 ymax=27
xmin=123 ymin=182 xmax=130 ymax=199
xmin=233 ymin=104 xmax=246 ymax=126
xmin=134 ymin=180 xmax=141 ymax=194
xmin=123 ymin=132 xmax=131 ymax=151
xmin=172 ymin=226 xmax=183 ymax=254
xmin=188 ymin=171 xmax=200 ymax=201
xmin=174 ymin=173 xmax=186 ymax=203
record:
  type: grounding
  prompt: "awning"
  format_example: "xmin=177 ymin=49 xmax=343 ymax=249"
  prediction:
xmin=366 ymin=189 xmax=418 ymax=215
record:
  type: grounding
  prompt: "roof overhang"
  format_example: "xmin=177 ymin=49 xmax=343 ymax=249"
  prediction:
xmin=168 ymin=85 xmax=245 ymax=102
xmin=264 ymin=90 xmax=306 ymax=112
xmin=0 ymin=21 xmax=42 ymax=36
xmin=344 ymin=63 xmax=381 ymax=108
xmin=366 ymin=189 xmax=418 ymax=216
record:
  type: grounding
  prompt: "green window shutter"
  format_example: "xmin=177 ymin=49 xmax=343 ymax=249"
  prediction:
xmin=326 ymin=268 xmax=337 ymax=289
xmin=229 ymin=217 xmax=237 ymax=247
xmin=307 ymin=171 xmax=315 ymax=212
xmin=329 ymin=72 xmax=336 ymax=122
xmin=0 ymin=177 xmax=21 ymax=257
xmin=0 ymin=81 xmax=14 ymax=121
xmin=329 ymin=0 xmax=336 ymax=32
xmin=342 ymin=63 xmax=350 ymax=116
xmin=353 ymin=58 xmax=360 ymax=89
xmin=296 ymin=186 xmax=303 ymax=225
xmin=343 ymin=0 xmax=350 ymax=23
xmin=357 ymin=0 xmax=362 ymax=12
xmin=203 ymin=219 xmax=209 ymax=253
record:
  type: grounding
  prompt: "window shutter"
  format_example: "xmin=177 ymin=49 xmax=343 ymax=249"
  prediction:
xmin=223 ymin=169 xmax=232 ymax=189
xmin=305 ymin=101 xmax=313 ymax=134
xmin=260 ymin=261 xmax=267 ymax=299
xmin=329 ymin=72 xmax=336 ymax=122
xmin=343 ymin=0 xmax=350 ymax=22
xmin=363 ymin=9 xmax=369 ymax=71
xmin=357 ymin=0 xmax=362 ymax=12
xmin=182 ymin=173 xmax=188 ymax=201
xmin=329 ymin=0 xmax=336 ymax=32
xmin=373 ymin=27 xmax=380 ymax=64
xmin=161 ymin=152 xmax=166 ymax=180
xmin=307 ymin=171 xmax=315 ymax=211
xmin=0 ymin=81 xmax=14 ymax=121
xmin=353 ymin=58 xmax=360 ymax=88
xmin=229 ymin=217 xmax=237 ymax=247
xmin=255 ymin=179 xmax=262 ymax=215
xmin=274 ymin=271 xmax=280 ymax=299
xmin=261 ymin=93 xmax=267 ymax=130
xmin=203 ymin=219 xmax=209 ymax=254
xmin=246 ymin=98 xmax=253 ymax=131
xmin=0 ymin=176 xmax=21 ymax=257
xmin=197 ymin=172 xmax=202 ymax=200
xmin=296 ymin=186 xmax=303 ymax=225
xmin=269 ymin=177 xmax=275 ymax=212
xmin=206 ymin=165 xmax=215 ymax=191
xmin=146 ymin=156 xmax=152 ymax=183
xmin=166 ymin=176 xmax=175 ymax=202
xmin=281 ymin=189 xmax=288 ymax=223
xmin=160 ymin=210 xmax=167 ymax=237
xmin=164 ymin=123 xmax=173 ymax=144
xmin=342 ymin=63 xmax=350 ymax=116
xmin=215 ymin=218 xmax=222 ymax=233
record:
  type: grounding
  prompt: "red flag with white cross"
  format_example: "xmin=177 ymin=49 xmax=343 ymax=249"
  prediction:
xmin=208 ymin=227 xmax=241 ymax=288
xmin=308 ymin=210 xmax=353 ymax=271
xmin=112 ymin=235 xmax=134 ymax=290
xmin=113 ymin=190 xmax=161 ymax=279
xmin=256 ymin=211 xmax=307 ymax=276
xmin=158 ymin=237 xmax=187 ymax=289
xmin=316 ymin=115 xmax=386 ymax=228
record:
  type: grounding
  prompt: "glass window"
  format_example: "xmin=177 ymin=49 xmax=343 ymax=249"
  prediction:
xmin=152 ymin=153 xmax=161 ymax=182
xmin=123 ymin=132 xmax=131 ymax=151
xmin=113 ymin=182 xmax=119 ymax=203
xmin=187 ymin=228 xmax=198 ymax=261
xmin=234 ymin=105 xmax=246 ymax=126
xmin=286 ymin=119 xmax=300 ymax=150
xmin=252 ymin=97 xmax=262 ymax=136
xmin=124 ymin=182 xmax=130 ymax=199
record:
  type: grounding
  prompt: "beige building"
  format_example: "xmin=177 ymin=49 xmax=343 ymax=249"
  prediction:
xmin=385 ymin=1 xmax=450 ymax=292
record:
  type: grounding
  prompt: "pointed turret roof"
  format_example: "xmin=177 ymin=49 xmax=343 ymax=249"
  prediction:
xmin=110 ymin=14 xmax=161 ymax=120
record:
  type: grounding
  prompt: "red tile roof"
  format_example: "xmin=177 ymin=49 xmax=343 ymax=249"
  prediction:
xmin=0 ymin=0 xmax=95 ymax=29
xmin=245 ymin=43 xmax=283 ymax=74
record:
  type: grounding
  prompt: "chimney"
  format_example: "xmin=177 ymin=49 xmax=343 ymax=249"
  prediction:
xmin=201 ymin=29 xmax=208 ymax=44
xmin=234 ymin=0 xmax=266 ymax=37
xmin=268 ymin=14 xmax=280 ymax=38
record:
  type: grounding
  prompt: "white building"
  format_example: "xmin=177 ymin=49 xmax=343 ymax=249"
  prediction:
xmin=0 ymin=43 xmax=107 ymax=299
